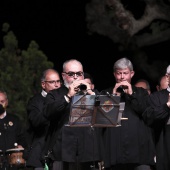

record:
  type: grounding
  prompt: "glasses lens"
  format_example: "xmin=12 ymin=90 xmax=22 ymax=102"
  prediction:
xmin=45 ymin=80 xmax=60 ymax=84
xmin=67 ymin=72 xmax=83 ymax=77
xmin=55 ymin=80 xmax=61 ymax=83
xmin=76 ymin=72 xmax=83 ymax=76
xmin=67 ymin=72 xmax=75 ymax=77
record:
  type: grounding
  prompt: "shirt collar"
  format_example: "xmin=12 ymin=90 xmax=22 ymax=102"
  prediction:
xmin=41 ymin=89 xmax=47 ymax=97
xmin=0 ymin=111 xmax=6 ymax=119
xmin=167 ymin=86 xmax=170 ymax=92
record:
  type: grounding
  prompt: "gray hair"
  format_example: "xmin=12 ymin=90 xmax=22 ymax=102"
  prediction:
xmin=63 ymin=59 xmax=83 ymax=72
xmin=41 ymin=69 xmax=60 ymax=82
xmin=113 ymin=57 xmax=133 ymax=72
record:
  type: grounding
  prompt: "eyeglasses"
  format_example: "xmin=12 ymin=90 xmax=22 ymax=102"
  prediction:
xmin=63 ymin=71 xmax=84 ymax=77
xmin=45 ymin=80 xmax=61 ymax=84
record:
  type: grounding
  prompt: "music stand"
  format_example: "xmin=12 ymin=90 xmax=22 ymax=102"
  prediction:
xmin=68 ymin=94 xmax=126 ymax=127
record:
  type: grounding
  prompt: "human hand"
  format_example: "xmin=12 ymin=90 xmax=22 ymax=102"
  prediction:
xmin=113 ymin=81 xmax=133 ymax=95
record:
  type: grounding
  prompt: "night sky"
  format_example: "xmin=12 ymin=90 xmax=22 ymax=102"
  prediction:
xmin=0 ymin=1 xmax=170 ymax=92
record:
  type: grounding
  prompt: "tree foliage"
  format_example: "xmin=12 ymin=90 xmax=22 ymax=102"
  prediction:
xmin=0 ymin=23 xmax=54 ymax=127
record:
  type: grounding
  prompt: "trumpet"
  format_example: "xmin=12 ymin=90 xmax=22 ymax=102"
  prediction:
xmin=78 ymin=84 xmax=87 ymax=91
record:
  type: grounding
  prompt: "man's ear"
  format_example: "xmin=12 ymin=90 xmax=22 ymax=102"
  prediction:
xmin=91 ymin=84 xmax=94 ymax=90
xmin=156 ymin=85 xmax=160 ymax=91
xmin=131 ymin=71 xmax=135 ymax=78
xmin=41 ymin=81 xmax=45 ymax=89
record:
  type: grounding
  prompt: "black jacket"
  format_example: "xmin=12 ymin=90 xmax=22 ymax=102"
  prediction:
xmin=100 ymin=86 xmax=155 ymax=168
xmin=143 ymin=89 xmax=170 ymax=170
xmin=25 ymin=93 xmax=49 ymax=168
xmin=43 ymin=86 xmax=104 ymax=162
xmin=0 ymin=113 xmax=26 ymax=153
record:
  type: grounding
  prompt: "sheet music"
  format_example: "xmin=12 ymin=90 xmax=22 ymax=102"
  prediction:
xmin=68 ymin=95 xmax=126 ymax=127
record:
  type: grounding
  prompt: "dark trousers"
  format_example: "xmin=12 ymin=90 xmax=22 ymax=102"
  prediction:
xmin=51 ymin=161 xmax=63 ymax=170
xmin=105 ymin=164 xmax=154 ymax=170
xmin=63 ymin=161 xmax=100 ymax=170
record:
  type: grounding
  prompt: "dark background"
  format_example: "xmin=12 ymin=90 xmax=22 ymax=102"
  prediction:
xmin=0 ymin=1 xmax=170 ymax=92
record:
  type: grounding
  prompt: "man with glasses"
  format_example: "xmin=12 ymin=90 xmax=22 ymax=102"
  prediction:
xmin=135 ymin=79 xmax=151 ymax=94
xmin=43 ymin=59 xmax=104 ymax=170
xmin=25 ymin=69 xmax=62 ymax=170
xmin=143 ymin=65 xmax=170 ymax=170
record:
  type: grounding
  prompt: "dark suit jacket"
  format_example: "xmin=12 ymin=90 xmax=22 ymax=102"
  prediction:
xmin=43 ymin=85 xmax=104 ymax=162
xmin=26 ymin=93 xmax=49 ymax=167
xmin=143 ymin=89 xmax=170 ymax=170
xmin=100 ymin=86 xmax=155 ymax=168
xmin=0 ymin=113 xmax=26 ymax=152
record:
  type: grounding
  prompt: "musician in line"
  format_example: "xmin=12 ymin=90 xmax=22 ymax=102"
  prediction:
xmin=43 ymin=59 xmax=104 ymax=170
xmin=25 ymin=69 xmax=62 ymax=170
xmin=143 ymin=65 xmax=170 ymax=170
xmin=0 ymin=90 xmax=26 ymax=170
xmin=100 ymin=57 xmax=155 ymax=170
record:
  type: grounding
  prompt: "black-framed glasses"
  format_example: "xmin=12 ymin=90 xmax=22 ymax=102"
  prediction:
xmin=63 ymin=71 xmax=84 ymax=77
xmin=45 ymin=80 xmax=61 ymax=84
